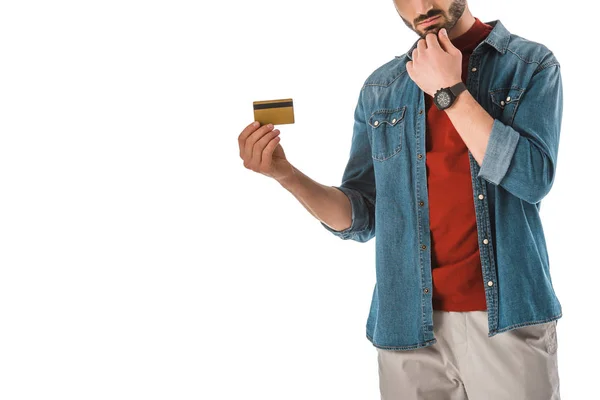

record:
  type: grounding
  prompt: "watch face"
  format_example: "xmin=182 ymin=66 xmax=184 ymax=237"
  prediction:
xmin=436 ymin=90 xmax=452 ymax=109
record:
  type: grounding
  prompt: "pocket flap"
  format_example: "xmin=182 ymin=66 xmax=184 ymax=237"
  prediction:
xmin=368 ymin=106 xmax=406 ymax=129
xmin=489 ymin=87 xmax=524 ymax=108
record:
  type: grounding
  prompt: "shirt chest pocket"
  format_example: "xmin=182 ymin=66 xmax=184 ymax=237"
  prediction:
xmin=368 ymin=106 xmax=406 ymax=161
xmin=489 ymin=87 xmax=524 ymax=125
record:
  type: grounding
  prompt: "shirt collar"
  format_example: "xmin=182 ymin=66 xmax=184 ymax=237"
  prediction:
xmin=399 ymin=19 xmax=510 ymax=60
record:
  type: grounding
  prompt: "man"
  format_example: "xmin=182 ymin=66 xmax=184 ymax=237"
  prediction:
xmin=238 ymin=0 xmax=562 ymax=398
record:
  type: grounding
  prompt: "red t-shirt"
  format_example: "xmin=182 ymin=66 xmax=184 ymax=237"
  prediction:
xmin=424 ymin=18 xmax=493 ymax=311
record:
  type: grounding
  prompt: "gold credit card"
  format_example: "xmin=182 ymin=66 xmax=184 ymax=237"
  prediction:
xmin=253 ymin=98 xmax=295 ymax=126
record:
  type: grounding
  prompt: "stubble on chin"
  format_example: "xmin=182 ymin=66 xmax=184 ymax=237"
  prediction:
xmin=404 ymin=16 xmax=448 ymax=38
xmin=419 ymin=26 xmax=441 ymax=38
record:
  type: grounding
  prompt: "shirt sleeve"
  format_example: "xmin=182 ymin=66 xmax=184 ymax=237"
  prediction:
xmin=477 ymin=58 xmax=563 ymax=204
xmin=320 ymin=84 xmax=376 ymax=242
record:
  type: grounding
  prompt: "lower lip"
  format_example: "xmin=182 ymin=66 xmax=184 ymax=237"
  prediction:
xmin=420 ymin=16 xmax=441 ymax=27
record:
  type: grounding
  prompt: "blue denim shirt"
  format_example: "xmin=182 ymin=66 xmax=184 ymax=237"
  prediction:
xmin=321 ymin=20 xmax=563 ymax=350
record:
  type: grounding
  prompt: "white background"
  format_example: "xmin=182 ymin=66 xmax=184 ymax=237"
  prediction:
xmin=0 ymin=0 xmax=597 ymax=398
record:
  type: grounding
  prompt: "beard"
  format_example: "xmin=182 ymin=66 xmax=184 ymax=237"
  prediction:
xmin=401 ymin=0 xmax=466 ymax=38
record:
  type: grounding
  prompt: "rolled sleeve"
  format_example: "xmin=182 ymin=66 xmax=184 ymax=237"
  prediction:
xmin=477 ymin=118 xmax=520 ymax=185
xmin=320 ymin=186 xmax=371 ymax=240
xmin=476 ymin=60 xmax=562 ymax=204
xmin=320 ymin=83 xmax=376 ymax=242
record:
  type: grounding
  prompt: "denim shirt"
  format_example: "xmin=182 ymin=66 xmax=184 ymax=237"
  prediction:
xmin=321 ymin=20 xmax=563 ymax=350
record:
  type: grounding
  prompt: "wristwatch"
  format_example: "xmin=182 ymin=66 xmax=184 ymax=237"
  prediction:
xmin=433 ymin=82 xmax=467 ymax=110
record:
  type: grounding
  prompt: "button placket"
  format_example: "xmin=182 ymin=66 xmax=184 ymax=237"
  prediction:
xmin=466 ymin=53 xmax=499 ymax=331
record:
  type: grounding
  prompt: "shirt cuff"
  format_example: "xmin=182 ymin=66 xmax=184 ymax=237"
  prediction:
xmin=477 ymin=118 xmax=520 ymax=185
xmin=320 ymin=186 xmax=370 ymax=240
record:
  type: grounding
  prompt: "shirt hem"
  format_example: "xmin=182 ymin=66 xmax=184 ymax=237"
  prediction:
xmin=366 ymin=332 xmax=437 ymax=351
xmin=492 ymin=313 xmax=563 ymax=335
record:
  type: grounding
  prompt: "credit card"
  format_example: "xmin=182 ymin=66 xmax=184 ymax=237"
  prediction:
xmin=253 ymin=98 xmax=294 ymax=126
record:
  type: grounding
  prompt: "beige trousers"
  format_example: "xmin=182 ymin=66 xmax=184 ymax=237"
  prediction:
xmin=377 ymin=310 xmax=560 ymax=400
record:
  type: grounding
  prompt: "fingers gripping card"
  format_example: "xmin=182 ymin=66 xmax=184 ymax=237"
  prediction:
xmin=253 ymin=98 xmax=295 ymax=126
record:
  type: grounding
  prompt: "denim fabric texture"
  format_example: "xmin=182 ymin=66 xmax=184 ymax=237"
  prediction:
xmin=321 ymin=20 xmax=563 ymax=350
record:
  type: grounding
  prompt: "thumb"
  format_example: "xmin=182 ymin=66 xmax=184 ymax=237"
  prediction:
xmin=438 ymin=28 xmax=457 ymax=54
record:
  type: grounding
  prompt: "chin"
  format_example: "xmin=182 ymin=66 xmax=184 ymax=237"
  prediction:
xmin=420 ymin=26 xmax=441 ymax=38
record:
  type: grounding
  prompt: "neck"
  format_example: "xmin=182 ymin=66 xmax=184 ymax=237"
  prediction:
xmin=447 ymin=8 xmax=475 ymax=40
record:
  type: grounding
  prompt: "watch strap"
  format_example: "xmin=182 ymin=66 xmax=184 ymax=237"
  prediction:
xmin=449 ymin=81 xmax=467 ymax=96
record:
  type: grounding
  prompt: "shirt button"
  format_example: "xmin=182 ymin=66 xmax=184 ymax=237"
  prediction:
xmin=506 ymin=96 xmax=511 ymax=102
xmin=421 ymin=244 xmax=426 ymax=250
xmin=417 ymin=154 xmax=423 ymax=159
xmin=483 ymin=239 xmax=489 ymax=244
xmin=419 ymin=201 xmax=424 ymax=207
xmin=419 ymin=109 xmax=424 ymax=115
xmin=424 ymin=288 xmax=430 ymax=294
xmin=487 ymin=281 xmax=494 ymax=287
xmin=392 ymin=118 xmax=397 ymax=123
xmin=478 ymin=194 xmax=484 ymax=200
xmin=374 ymin=120 xmax=379 ymax=126
xmin=500 ymin=100 xmax=505 ymax=106
xmin=471 ymin=67 xmax=477 ymax=72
